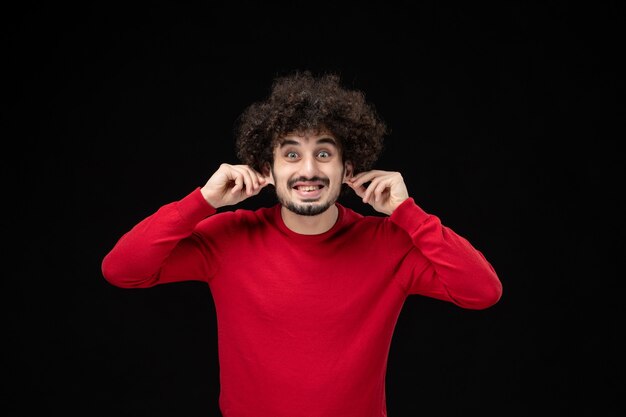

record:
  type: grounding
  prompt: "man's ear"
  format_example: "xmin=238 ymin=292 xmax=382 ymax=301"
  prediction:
xmin=343 ymin=161 xmax=354 ymax=181
xmin=262 ymin=162 xmax=274 ymax=185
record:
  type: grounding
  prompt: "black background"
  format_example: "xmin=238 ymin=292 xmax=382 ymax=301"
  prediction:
xmin=4 ymin=1 xmax=624 ymax=416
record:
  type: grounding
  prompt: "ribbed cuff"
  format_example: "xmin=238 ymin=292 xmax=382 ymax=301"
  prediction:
xmin=389 ymin=197 xmax=431 ymax=234
xmin=175 ymin=187 xmax=217 ymax=225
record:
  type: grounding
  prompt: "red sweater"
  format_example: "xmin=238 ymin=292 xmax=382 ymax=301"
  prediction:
xmin=102 ymin=188 xmax=502 ymax=417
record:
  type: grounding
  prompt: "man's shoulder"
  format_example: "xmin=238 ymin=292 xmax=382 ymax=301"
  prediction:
xmin=338 ymin=203 xmax=389 ymax=226
xmin=209 ymin=203 xmax=278 ymax=226
xmin=192 ymin=205 xmax=277 ymax=245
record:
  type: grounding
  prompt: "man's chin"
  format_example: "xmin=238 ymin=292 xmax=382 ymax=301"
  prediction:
xmin=284 ymin=201 xmax=332 ymax=216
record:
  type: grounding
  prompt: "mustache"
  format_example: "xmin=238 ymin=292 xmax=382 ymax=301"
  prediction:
xmin=287 ymin=177 xmax=331 ymax=188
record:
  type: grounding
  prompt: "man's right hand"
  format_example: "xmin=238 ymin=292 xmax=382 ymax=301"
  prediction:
xmin=201 ymin=164 xmax=272 ymax=208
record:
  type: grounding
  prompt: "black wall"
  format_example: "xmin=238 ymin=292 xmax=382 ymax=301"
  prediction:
xmin=5 ymin=2 xmax=623 ymax=416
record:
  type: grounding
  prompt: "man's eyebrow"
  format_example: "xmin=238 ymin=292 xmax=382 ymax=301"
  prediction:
xmin=278 ymin=137 xmax=338 ymax=148
xmin=316 ymin=137 xmax=337 ymax=146
xmin=279 ymin=139 xmax=300 ymax=148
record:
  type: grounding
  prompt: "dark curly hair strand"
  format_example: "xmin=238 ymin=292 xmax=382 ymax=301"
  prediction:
xmin=234 ymin=71 xmax=389 ymax=175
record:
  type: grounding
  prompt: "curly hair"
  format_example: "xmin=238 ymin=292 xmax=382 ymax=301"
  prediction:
xmin=234 ymin=71 xmax=389 ymax=174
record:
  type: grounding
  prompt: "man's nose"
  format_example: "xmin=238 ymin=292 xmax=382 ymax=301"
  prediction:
xmin=300 ymin=155 xmax=319 ymax=177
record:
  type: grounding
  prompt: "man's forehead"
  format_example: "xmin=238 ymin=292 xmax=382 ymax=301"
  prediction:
xmin=277 ymin=131 xmax=338 ymax=146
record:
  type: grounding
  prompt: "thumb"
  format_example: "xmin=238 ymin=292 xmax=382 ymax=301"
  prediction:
xmin=344 ymin=179 xmax=365 ymax=199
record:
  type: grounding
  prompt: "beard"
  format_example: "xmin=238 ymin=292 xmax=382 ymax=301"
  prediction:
xmin=273 ymin=169 xmax=343 ymax=216
xmin=280 ymin=199 xmax=334 ymax=216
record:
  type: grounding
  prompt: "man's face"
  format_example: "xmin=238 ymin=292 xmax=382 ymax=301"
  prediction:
xmin=270 ymin=131 xmax=350 ymax=216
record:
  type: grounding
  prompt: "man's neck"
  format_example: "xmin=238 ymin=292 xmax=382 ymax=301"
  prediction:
xmin=280 ymin=205 xmax=339 ymax=235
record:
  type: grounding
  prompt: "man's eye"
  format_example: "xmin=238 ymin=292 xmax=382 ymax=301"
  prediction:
xmin=286 ymin=152 xmax=298 ymax=159
xmin=318 ymin=151 xmax=330 ymax=158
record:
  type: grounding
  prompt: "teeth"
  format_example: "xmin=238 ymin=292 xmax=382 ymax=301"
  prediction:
xmin=298 ymin=186 xmax=319 ymax=191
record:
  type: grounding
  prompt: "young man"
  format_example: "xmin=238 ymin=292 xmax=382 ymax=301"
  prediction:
xmin=102 ymin=71 xmax=502 ymax=417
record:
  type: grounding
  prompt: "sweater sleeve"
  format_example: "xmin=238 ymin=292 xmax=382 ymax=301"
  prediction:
xmin=101 ymin=187 xmax=217 ymax=288
xmin=389 ymin=198 xmax=503 ymax=309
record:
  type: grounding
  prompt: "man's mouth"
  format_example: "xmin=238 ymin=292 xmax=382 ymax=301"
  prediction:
xmin=288 ymin=177 xmax=330 ymax=188
xmin=293 ymin=184 xmax=324 ymax=199
xmin=294 ymin=185 xmax=323 ymax=192
xmin=289 ymin=177 xmax=330 ymax=196
xmin=290 ymin=179 xmax=328 ymax=199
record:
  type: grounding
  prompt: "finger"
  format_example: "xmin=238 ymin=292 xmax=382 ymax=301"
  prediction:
xmin=245 ymin=166 xmax=266 ymax=190
xmin=361 ymin=183 xmax=370 ymax=203
xmin=234 ymin=166 xmax=256 ymax=195
xmin=231 ymin=173 xmax=244 ymax=194
xmin=348 ymin=171 xmax=367 ymax=183
xmin=248 ymin=169 xmax=269 ymax=194
xmin=351 ymin=170 xmax=381 ymax=188
xmin=354 ymin=185 xmax=367 ymax=200
xmin=256 ymin=171 xmax=268 ymax=186
xmin=231 ymin=168 xmax=246 ymax=194
xmin=349 ymin=171 xmax=371 ymax=188
xmin=362 ymin=177 xmax=383 ymax=203
xmin=373 ymin=179 xmax=390 ymax=202
xmin=251 ymin=167 xmax=271 ymax=190
xmin=345 ymin=180 xmax=366 ymax=198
